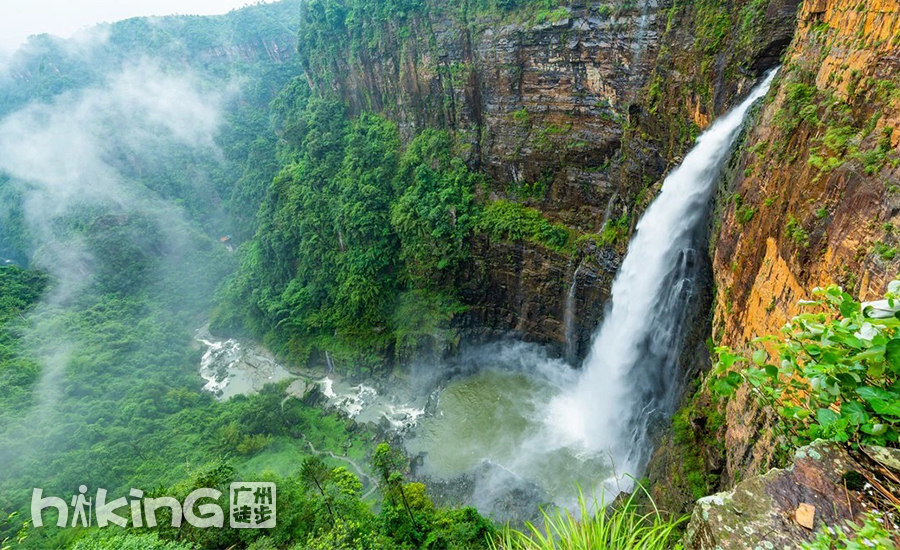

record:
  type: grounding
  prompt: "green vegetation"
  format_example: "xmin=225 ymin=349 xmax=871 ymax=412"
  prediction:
xmin=392 ymin=129 xmax=480 ymax=288
xmin=1 ymin=512 xmax=28 ymax=550
xmin=477 ymin=200 xmax=573 ymax=253
xmin=59 ymin=443 xmax=493 ymax=550
xmin=772 ymin=69 xmax=899 ymax=178
xmin=874 ymin=241 xmax=899 ymax=261
xmin=593 ymin=214 xmax=631 ymax=249
xmin=785 ymin=216 xmax=810 ymax=247
xmin=0 ymin=268 xmax=47 ymax=406
xmin=0 ymin=4 xmax=502 ymax=548
xmin=694 ymin=0 xmax=731 ymax=55
xmin=776 ymin=82 xmax=818 ymax=135
xmin=736 ymin=205 xmax=756 ymax=225
xmin=802 ymin=512 xmax=899 ymax=549
xmin=732 ymin=194 xmax=756 ymax=225
xmin=296 ymin=0 xmax=568 ymax=91
xmin=534 ymin=123 xmax=573 ymax=152
xmin=213 ymin=91 xmax=480 ymax=372
xmin=512 ymin=108 xmax=531 ymax=125
xmin=713 ymin=282 xmax=900 ymax=448
xmin=509 ymin=175 xmax=551 ymax=200
xmin=669 ymin=402 xmax=724 ymax=500
xmin=491 ymin=490 xmax=686 ymax=550
xmin=533 ymin=7 xmax=569 ymax=24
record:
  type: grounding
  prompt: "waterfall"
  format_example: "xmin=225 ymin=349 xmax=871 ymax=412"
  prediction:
xmin=630 ymin=0 xmax=653 ymax=67
xmin=600 ymin=192 xmax=618 ymax=228
xmin=548 ymin=69 xmax=778 ymax=489
xmin=563 ymin=260 xmax=583 ymax=364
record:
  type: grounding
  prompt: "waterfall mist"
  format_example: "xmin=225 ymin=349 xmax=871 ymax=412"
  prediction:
xmin=411 ymin=71 xmax=778 ymax=515
xmin=546 ymin=69 xmax=778 ymax=490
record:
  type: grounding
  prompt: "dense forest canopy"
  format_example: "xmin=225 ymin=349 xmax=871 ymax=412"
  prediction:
xmin=0 ymin=1 xmax=524 ymax=548
xmin=212 ymin=87 xmax=483 ymax=372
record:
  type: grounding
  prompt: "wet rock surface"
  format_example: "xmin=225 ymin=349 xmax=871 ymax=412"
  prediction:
xmin=684 ymin=441 xmax=900 ymax=549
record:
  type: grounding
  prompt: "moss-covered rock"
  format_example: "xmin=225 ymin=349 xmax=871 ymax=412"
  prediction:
xmin=684 ymin=441 xmax=900 ymax=549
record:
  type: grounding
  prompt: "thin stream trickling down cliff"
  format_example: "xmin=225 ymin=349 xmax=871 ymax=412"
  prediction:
xmin=563 ymin=260 xmax=583 ymax=364
xmin=548 ymin=69 xmax=778 ymax=490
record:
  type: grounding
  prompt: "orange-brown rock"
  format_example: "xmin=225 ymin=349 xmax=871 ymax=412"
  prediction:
xmin=711 ymin=0 xmax=900 ymax=483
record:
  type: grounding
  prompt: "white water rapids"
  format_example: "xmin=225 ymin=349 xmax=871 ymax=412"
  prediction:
xmin=547 ymin=69 xmax=779 ymax=490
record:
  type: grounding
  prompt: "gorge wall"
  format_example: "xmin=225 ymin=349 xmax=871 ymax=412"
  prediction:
xmin=648 ymin=0 xmax=900 ymax=514
xmin=297 ymin=0 xmax=800 ymax=356
xmin=714 ymin=0 xmax=900 ymax=480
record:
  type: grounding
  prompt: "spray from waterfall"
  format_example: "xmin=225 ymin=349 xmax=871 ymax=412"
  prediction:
xmin=548 ymin=69 xmax=778 ymax=490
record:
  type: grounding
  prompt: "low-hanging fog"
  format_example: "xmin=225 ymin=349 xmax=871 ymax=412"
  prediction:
xmin=0 ymin=57 xmax=235 ymax=490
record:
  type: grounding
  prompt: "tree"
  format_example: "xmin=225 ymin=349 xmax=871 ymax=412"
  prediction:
xmin=391 ymin=129 xmax=478 ymax=287
xmin=371 ymin=443 xmax=417 ymax=530
xmin=300 ymin=457 xmax=337 ymax=525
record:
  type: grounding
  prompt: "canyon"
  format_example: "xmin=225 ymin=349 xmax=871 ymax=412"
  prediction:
xmin=3 ymin=0 xmax=900 ymax=547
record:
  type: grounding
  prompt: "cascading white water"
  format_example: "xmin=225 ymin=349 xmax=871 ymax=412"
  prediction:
xmin=548 ymin=69 xmax=778 ymax=489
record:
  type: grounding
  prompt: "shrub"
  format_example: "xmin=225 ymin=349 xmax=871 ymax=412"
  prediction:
xmin=736 ymin=205 xmax=757 ymax=225
xmin=512 ymin=108 xmax=531 ymax=125
xmin=713 ymin=281 xmax=900 ymax=448
xmin=477 ymin=200 xmax=573 ymax=253
xmin=802 ymin=512 xmax=899 ymax=549
xmin=874 ymin=241 xmax=899 ymax=261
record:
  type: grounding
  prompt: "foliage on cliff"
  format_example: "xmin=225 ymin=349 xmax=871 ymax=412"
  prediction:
xmin=296 ymin=0 xmax=566 ymax=79
xmin=714 ymin=281 xmax=900 ymax=451
xmin=214 ymin=62 xmax=600 ymax=372
xmin=211 ymin=79 xmax=486 ymax=372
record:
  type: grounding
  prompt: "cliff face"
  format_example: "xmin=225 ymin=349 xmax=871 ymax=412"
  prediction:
xmin=702 ymin=0 xmax=900 ymax=487
xmin=300 ymin=0 xmax=799 ymax=353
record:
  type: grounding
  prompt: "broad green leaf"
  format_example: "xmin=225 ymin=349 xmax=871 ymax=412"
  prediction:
xmin=857 ymin=386 xmax=898 ymax=403
xmin=725 ymin=371 xmax=742 ymax=386
xmin=752 ymin=349 xmax=766 ymax=365
xmin=839 ymin=293 xmax=857 ymax=318
xmin=885 ymin=339 xmax=900 ymax=373
xmin=817 ymin=408 xmax=840 ymax=427
xmin=712 ymin=378 xmax=736 ymax=397
xmin=870 ymin=399 xmax=900 ymax=418
xmin=852 ymin=346 xmax=885 ymax=362
xmin=840 ymin=401 xmax=867 ymax=424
